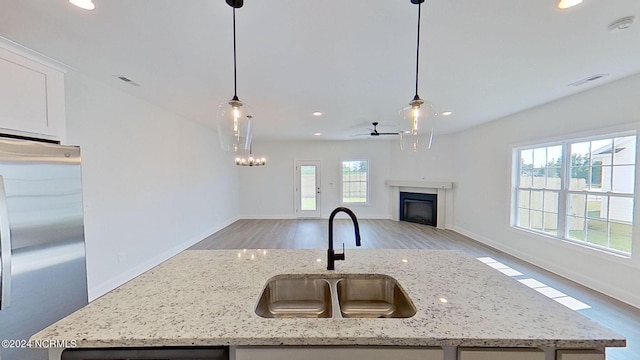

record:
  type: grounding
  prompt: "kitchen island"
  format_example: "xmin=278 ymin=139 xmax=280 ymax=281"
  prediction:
xmin=31 ymin=249 xmax=625 ymax=359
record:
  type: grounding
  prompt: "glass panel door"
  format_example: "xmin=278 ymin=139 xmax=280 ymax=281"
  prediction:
xmin=295 ymin=160 xmax=321 ymax=218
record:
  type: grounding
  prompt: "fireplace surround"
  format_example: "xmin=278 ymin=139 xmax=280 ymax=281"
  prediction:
xmin=400 ymin=192 xmax=437 ymax=226
xmin=385 ymin=180 xmax=453 ymax=229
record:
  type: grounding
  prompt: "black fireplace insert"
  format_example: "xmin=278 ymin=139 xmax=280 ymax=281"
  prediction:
xmin=400 ymin=192 xmax=437 ymax=227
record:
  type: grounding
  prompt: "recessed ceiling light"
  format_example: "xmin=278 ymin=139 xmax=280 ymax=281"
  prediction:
xmin=314 ymin=133 xmax=322 ymax=136
xmin=312 ymin=111 xmax=323 ymax=116
xmin=441 ymin=111 xmax=453 ymax=116
xmin=69 ymin=0 xmax=96 ymax=10
xmin=557 ymin=0 xmax=582 ymax=9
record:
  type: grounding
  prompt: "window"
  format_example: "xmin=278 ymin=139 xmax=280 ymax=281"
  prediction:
xmin=513 ymin=133 xmax=636 ymax=255
xmin=342 ymin=160 xmax=368 ymax=204
xmin=517 ymin=145 xmax=562 ymax=236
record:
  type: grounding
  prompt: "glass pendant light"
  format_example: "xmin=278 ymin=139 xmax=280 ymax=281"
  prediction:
xmin=69 ymin=0 xmax=95 ymax=10
xmin=398 ymin=0 xmax=437 ymax=151
xmin=218 ymin=0 xmax=253 ymax=153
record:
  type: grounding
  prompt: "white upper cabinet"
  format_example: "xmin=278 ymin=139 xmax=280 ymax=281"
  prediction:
xmin=0 ymin=40 xmax=66 ymax=142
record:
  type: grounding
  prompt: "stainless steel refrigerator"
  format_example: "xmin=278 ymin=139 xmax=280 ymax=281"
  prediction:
xmin=0 ymin=138 xmax=88 ymax=360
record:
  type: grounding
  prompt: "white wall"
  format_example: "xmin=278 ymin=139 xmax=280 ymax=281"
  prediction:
xmin=64 ymin=71 xmax=239 ymax=300
xmin=388 ymin=133 xmax=457 ymax=182
xmin=388 ymin=135 xmax=458 ymax=228
xmin=449 ymin=73 xmax=640 ymax=308
xmin=238 ymin=139 xmax=392 ymax=219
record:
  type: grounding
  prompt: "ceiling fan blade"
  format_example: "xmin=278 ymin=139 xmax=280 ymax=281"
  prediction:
xmin=351 ymin=121 xmax=398 ymax=138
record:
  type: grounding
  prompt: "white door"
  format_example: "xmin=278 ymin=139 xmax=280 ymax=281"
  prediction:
xmin=295 ymin=160 xmax=321 ymax=218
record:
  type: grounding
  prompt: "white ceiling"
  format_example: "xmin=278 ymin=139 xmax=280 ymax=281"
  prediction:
xmin=1 ymin=0 xmax=639 ymax=141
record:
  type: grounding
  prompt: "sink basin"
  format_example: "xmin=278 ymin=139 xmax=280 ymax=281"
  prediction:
xmin=256 ymin=274 xmax=415 ymax=319
xmin=255 ymin=276 xmax=332 ymax=318
xmin=337 ymin=275 xmax=416 ymax=318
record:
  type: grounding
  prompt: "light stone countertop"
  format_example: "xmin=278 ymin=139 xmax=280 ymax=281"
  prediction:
xmin=32 ymin=249 xmax=625 ymax=349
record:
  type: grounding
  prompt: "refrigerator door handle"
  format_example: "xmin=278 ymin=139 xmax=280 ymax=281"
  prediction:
xmin=0 ymin=175 xmax=12 ymax=310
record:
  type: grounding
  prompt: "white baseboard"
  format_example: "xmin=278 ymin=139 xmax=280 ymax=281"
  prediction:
xmin=240 ymin=214 xmax=294 ymax=219
xmin=240 ymin=214 xmax=393 ymax=220
xmin=87 ymin=216 xmax=239 ymax=301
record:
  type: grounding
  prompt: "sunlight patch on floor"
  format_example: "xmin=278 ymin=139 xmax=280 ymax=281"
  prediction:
xmin=476 ymin=257 xmax=523 ymax=276
xmin=477 ymin=257 xmax=591 ymax=311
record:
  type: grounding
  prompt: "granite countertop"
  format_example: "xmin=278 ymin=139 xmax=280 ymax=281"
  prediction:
xmin=32 ymin=249 xmax=625 ymax=349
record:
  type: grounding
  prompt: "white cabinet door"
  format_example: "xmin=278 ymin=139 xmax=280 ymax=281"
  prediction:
xmin=556 ymin=349 xmax=604 ymax=360
xmin=458 ymin=348 xmax=545 ymax=360
xmin=0 ymin=44 xmax=66 ymax=141
xmin=235 ymin=346 xmax=443 ymax=360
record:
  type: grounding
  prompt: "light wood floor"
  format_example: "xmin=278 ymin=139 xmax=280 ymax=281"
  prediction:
xmin=191 ymin=219 xmax=640 ymax=360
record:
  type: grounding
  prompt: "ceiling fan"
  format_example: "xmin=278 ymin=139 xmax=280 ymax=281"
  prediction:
xmin=352 ymin=122 xmax=399 ymax=137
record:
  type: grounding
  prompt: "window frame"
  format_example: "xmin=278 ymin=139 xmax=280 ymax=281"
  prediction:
xmin=511 ymin=131 xmax=636 ymax=256
xmin=341 ymin=159 xmax=369 ymax=205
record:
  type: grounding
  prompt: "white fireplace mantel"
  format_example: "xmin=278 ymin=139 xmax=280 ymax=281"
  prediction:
xmin=386 ymin=179 xmax=454 ymax=229
xmin=385 ymin=180 xmax=453 ymax=189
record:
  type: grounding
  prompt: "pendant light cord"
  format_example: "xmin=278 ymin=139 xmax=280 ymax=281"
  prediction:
xmin=414 ymin=2 xmax=422 ymax=100
xmin=232 ymin=7 xmax=239 ymax=100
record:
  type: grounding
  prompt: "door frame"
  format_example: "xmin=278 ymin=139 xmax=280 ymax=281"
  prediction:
xmin=294 ymin=160 xmax=321 ymax=218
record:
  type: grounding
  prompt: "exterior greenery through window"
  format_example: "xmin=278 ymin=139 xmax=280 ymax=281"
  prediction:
xmin=342 ymin=160 xmax=368 ymax=204
xmin=514 ymin=134 xmax=636 ymax=255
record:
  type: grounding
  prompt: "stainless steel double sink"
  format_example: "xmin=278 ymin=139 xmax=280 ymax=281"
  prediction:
xmin=255 ymin=274 xmax=416 ymax=319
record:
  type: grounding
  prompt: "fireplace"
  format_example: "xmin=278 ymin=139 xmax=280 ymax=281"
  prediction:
xmin=386 ymin=180 xmax=452 ymax=229
xmin=400 ymin=192 xmax=437 ymax=227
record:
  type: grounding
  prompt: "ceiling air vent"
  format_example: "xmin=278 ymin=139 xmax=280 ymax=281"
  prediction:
xmin=569 ymin=74 xmax=609 ymax=87
xmin=114 ymin=75 xmax=141 ymax=87
xmin=608 ymin=16 xmax=634 ymax=33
